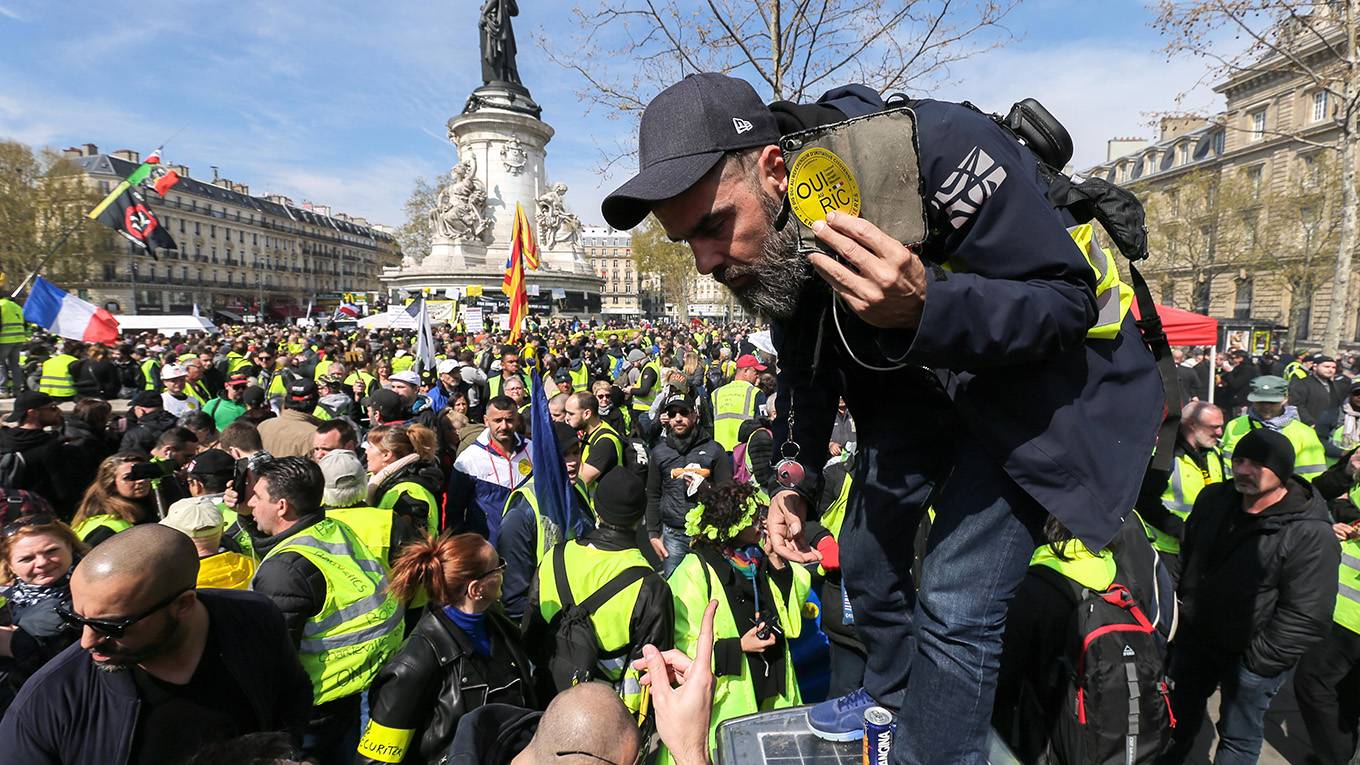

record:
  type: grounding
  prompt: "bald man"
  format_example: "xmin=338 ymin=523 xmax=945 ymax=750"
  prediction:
xmin=0 ymin=525 xmax=311 ymax=765
xmin=447 ymin=681 xmax=641 ymax=765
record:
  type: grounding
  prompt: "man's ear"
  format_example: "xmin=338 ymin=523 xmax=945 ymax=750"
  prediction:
xmin=757 ymin=145 xmax=788 ymax=195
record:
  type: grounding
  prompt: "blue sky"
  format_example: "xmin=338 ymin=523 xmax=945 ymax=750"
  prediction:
xmin=0 ymin=0 xmax=1223 ymax=230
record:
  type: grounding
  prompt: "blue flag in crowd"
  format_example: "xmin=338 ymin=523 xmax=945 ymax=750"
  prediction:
xmin=528 ymin=370 xmax=585 ymax=537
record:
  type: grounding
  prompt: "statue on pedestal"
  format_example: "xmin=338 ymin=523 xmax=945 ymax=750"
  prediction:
xmin=480 ymin=0 xmax=522 ymax=87
xmin=536 ymin=182 xmax=581 ymax=249
xmin=431 ymin=156 xmax=492 ymax=243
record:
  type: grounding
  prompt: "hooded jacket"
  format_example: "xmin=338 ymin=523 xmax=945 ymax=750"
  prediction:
xmin=444 ymin=703 xmax=540 ymax=765
xmin=1178 ymin=476 xmax=1340 ymax=676
xmin=118 ymin=408 xmax=180 ymax=454
xmin=644 ymin=425 xmax=732 ymax=535
xmin=0 ymin=428 xmax=79 ymax=517
xmin=766 ymin=87 xmax=1163 ymax=552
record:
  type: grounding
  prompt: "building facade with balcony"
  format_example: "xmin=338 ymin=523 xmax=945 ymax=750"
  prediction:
xmin=66 ymin=144 xmax=401 ymax=319
xmin=582 ymin=225 xmax=643 ymax=316
xmin=1082 ymin=13 xmax=1360 ymax=349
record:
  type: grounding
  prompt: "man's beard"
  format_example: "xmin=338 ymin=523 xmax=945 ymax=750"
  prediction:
xmin=714 ymin=191 xmax=809 ymax=321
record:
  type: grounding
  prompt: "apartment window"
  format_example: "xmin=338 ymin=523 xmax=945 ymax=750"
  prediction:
xmin=1250 ymin=108 xmax=1266 ymax=141
xmin=194 ymin=222 xmax=201 ymax=236
xmin=1168 ymin=190 xmax=1180 ymax=215
xmin=210 ymin=225 xmax=216 ymax=239
xmin=178 ymin=219 xmax=185 ymax=234
xmin=1302 ymin=154 xmax=1320 ymax=188
xmin=1178 ymin=143 xmax=1190 ymax=165
xmin=1313 ymin=90 xmax=1330 ymax=123
xmin=1247 ymin=165 xmax=1263 ymax=199
xmin=1234 ymin=279 xmax=1253 ymax=319
xmin=1193 ymin=278 xmax=1212 ymax=315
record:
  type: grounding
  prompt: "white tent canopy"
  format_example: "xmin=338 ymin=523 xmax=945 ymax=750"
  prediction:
xmin=116 ymin=315 xmax=219 ymax=334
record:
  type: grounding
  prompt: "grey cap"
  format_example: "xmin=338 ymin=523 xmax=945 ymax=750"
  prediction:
xmin=1248 ymin=375 xmax=1289 ymax=403
xmin=601 ymin=73 xmax=780 ymax=230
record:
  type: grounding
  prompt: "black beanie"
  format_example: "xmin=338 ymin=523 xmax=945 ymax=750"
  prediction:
xmin=594 ymin=469 xmax=646 ymax=528
xmin=552 ymin=422 xmax=580 ymax=458
xmin=1234 ymin=428 xmax=1295 ymax=483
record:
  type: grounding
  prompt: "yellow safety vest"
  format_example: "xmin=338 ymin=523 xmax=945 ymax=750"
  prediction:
xmin=196 ymin=551 xmax=256 ymax=590
xmin=391 ymin=355 xmax=414 ymax=374
xmin=581 ymin=422 xmax=625 ymax=486
xmin=344 ymin=371 xmax=376 ymax=396
xmin=377 ymin=481 xmax=439 ymax=536
xmin=503 ymin=479 xmax=568 ymax=563
xmin=537 ymin=540 xmax=654 ymax=712
xmin=570 ymin=363 xmax=591 ymax=392
xmin=38 ymin=354 xmax=77 ymax=398
xmin=1284 ymin=361 xmax=1307 ymax=382
xmin=1334 ymin=539 xmax=1360 ymax=635
xmin=631 ymin=360 xmax=662 ymax=412
xmin=0 ymin=299 xmax=26 ymax=345
xmin=186 ymin=380 xmax=211 ymax=406
xmin=253 ymin=518 xmax=402 ymax=704
xmin=326 ymin=506 xmax=395 ymax=566
xmin=659 ymin=552 xmax=809 ymax=762
xmin=711 ymin=380 xmax=758 ymax=451
xmin=489 ymin=373 xmax=529 ymax=398
xmin=1068 ymin=224 xmax=1134 ymax=341
xmin=71 ymin=514 xmax=134 ymax=542
xmin=221 ymin=507 xmax=256 ymax=560
xmin=817 ymin=461 xmax=853 ymax=576
xmin=1030 ymin=539 xmax=1117 ymax=591
xmin=1222 ymin=415 xmax=1328 ymax=481
xmin=313 ymin=358 xmax=333 ymax=381
xmin=1142 ymin=447 xmax=1225 ymax=555
xmin=141 ymin=359 xmax=160 ymax=391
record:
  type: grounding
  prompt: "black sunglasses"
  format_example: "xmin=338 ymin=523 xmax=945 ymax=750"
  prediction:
xmin=473 ymin=559 xmax=508 ymax=580
xmin=56 ymin=586 xmax=192 ymax=638
xmin=3 ymin=513 xmax=55 ymax=537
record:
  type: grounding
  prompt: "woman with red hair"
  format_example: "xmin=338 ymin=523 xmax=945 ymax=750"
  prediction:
xmin=357 ymin=532 xmax=534 ymax=765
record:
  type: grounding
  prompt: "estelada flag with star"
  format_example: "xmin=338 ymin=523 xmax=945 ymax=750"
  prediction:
xmin=93 ymin=185 xmax=176 ymax=257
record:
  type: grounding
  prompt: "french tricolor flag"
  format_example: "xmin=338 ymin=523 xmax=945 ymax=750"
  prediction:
xmin=23 ymin=277 xmax=120 ymax=345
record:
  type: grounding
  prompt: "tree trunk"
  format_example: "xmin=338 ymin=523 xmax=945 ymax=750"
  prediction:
xmin=769 ymin=0 xmax=783 ymax=99
xmin=1321 ymin=1 xmax=1359 ymax=354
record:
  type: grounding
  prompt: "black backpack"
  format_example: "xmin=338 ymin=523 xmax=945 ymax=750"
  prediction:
xmin=544 ymin=543 xmax=650 ymax=692
xmin=1032 ymin=568 xmax=1174 ymax=765
xmin=0 ymin=451 xmax=27 ymax=490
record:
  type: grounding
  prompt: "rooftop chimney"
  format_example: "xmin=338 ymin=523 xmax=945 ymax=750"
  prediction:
xmin=112 ymin=149 xmax=140 ymax=163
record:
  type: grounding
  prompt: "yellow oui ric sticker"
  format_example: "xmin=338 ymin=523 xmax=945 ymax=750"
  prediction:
xmin=787 ymin=147 xmax=861 ymax=228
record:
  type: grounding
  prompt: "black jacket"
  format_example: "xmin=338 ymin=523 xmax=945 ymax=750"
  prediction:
xmin=119 ymin=408 xmax=180 ymax=454
xmin=0 ymin=589 xmax=312 ymax=765
xmin=445 ymin=703 xmax=541 ymax=765
xmin=360 ymin=607 xmax=534 ymax=765
xmin=1178 ymin=476 xmax=1340 ymax=676
xmin=0 ymin=576 xmax=78 ymax=713
xmin=644 ymin=426 xmax=732 ymax=535
xmin=247 ymin=512 xmax=331 ymax=644
xmin=70 ymin=359 xmax=121 ymax=400
xmin=0 ymin=427 xmax=80 ymax=517
xmin=1290 ymin=374 xmax=1348 ymax=430
xmin=375 ymin=458 xmax=446 ymax=533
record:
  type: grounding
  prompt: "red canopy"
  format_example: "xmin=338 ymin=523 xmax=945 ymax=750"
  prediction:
xmin=1130 ymin=302 xmax=1219 ymax=347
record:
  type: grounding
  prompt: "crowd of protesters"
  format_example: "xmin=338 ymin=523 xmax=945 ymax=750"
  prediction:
xmin=1 ymin=314 xmax=1360 ymax=764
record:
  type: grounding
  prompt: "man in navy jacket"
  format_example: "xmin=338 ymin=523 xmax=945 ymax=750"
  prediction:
xmin=601 ymin=74 xmax=1162 ymax=762
xmin=0 ymin=525 xmax=311 ymax=765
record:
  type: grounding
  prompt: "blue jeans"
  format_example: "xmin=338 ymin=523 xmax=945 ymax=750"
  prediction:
xmin=660 ymin=525 xmax=691 ymax=577
xmin=1160 ymin=644 xmax=1292 ymax=765
xmin=839 ymin=434 xmax=1044 ymax=764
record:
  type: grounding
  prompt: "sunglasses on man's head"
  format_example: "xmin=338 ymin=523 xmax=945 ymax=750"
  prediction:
xmin=55 ymin=586 xmax=192 ymax=638
xmin=2 ymin=513 xmax=55 ymax=537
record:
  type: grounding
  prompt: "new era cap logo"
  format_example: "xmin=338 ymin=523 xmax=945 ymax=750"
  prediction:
xmin=732 ymin=117 xmax=753 ymax=135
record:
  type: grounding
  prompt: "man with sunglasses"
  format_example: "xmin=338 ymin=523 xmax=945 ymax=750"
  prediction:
xmin=645 ymin=391 xmax=732 ymax=577
xmin=0 ymin=524 xmax=311 ymax=765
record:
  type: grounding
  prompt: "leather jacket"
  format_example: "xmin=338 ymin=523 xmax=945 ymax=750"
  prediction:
xmin=359 ymin=606 xmax=534 ymax=765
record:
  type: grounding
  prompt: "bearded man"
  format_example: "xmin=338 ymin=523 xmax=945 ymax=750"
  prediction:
xmin=601 ymin=74 xmax=1163 ymax=763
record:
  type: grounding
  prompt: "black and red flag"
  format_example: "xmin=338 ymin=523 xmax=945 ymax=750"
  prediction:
xmin=94 ymin=186 xmax=176 ymax=259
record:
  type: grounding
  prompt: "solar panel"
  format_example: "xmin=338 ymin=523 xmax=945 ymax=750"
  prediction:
xmin=713 ymin=706 xmax=1021 ymax=765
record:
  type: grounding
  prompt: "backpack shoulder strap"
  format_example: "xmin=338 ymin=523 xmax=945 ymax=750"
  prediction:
xmin=553 ymin=543 xmax=574 ymax=610
xmin=577 ymin=566 xmax=652 ymax=615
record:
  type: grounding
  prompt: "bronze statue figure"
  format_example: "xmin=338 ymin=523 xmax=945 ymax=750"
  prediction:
xmin=480 ymin=0 xmax=522 ymax=87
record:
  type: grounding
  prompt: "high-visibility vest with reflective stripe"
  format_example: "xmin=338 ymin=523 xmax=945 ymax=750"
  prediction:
xmin=326 ymin=506 xmax=395 ymax=566
xmin=489 ymin=373 xmax=529 ymax=398
xmin=344 ymin=371 xmax=376 ymax=396
xmin=141 ymin=359 xmax=160 ymax=391
xmin=1068 ymin=224 xmax=1134 ymax=341
xmin=631 ymin=361 xmax=663 ymax=412
xmin=313 ymin=358 xmax=333 ymax=380
xmin=38 ymin=354 xmax=77 ymax=398
xmin=312 ymin=405 xmax=333 ymax=421
xmin=711 ymin=380 xmax=758 ymax=451
xmin=226 ymin=352 xmax=252 ymax=374
xmin=391 ymin=355 xmax=414 ymax=373
xmin=570 ymin=363 xmax=591 ymax=392
xmin=254 ymin=518 xmax=402 ymax=704
xmin=537 ymin=540 xmax=652 ymax=711
xmin=196 ymin=551 xmax=256 ymax=590
xmin=1336 ymin=539 xmax=1360 ymax=635
xmin=1284 ymin=361 xmax=1307 ymax=381
xmin=186 ymin=380 xmax=210 ymax=406
xmin=1030 ymin=539 xmax=1117 ymax=592
xmin=221 ymin=507 xmax=256 ymax=560
xmin=0 ymin=299 xmax=26 ymax=345
xmin=581 ymin=422 xmax=625 ymax=486
xmin=72 ymin=514 xmax=134 ymax=542
xmin=1222 ymin=415 xmax=1328 ymax=481
xmin=503 ymin=479 xmax=567 ymax=563
xmin=1144 ymin=447 xmax=1225 ymax=555
xmin=377 ymin=481 xmax=439 ymax=536
xmin=817 ymin=460 xmax=853 ymax=576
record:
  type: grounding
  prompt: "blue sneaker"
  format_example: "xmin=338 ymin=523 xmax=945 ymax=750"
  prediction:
xmin=807 ymin=687 xmax=878 ymax=741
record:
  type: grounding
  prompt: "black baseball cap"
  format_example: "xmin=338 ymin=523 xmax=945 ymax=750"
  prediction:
xmin=288 ymin=379 xmax=318 ymax=400
xmin=601 ymin=73 xmax=780 ymax=230
xmin=186 ymin=448 xmax=236 ymax=479
xmin=7 ymin=391 xmax=55 ymax=423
